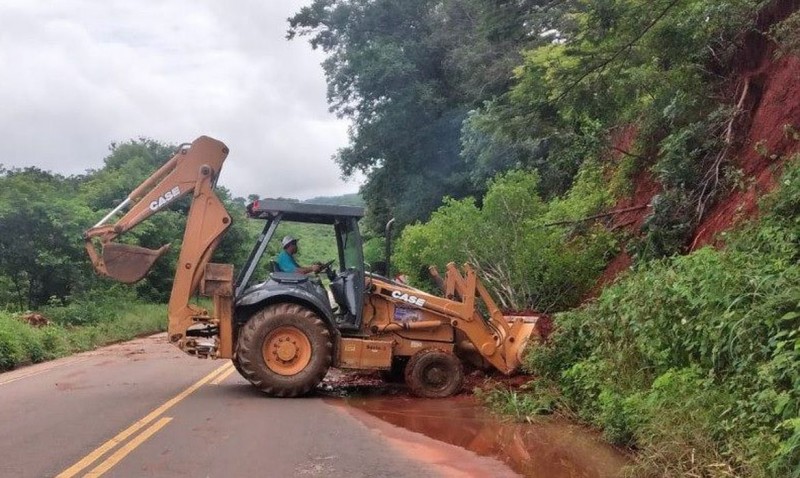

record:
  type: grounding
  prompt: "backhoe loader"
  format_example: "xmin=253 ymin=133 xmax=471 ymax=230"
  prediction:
xmin=84 ymin=136 xmax=541 ymax=397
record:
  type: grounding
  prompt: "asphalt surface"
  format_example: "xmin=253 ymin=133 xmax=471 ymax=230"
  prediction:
xmin=0 ymin=334 xmax=517 ymax=478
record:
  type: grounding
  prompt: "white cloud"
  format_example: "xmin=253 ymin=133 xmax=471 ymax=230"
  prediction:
xmin=0 ymin=0 xmax=359 ymax=199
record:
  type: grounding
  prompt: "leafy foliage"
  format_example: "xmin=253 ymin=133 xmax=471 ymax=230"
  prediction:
xmin=523 ymin=159 xmax=800 ymax=476
xmin=771 ymin=10 xmax=800 ymax=57
xmin=394 ymin=167 xmax=615 ymax=312
xmin=0 ymin=168 xmax=94 ymax=309
xmin=467 ymin=0 xmax=763 ymax=253
xmin=291 ymin=0 xmax=766 ymax=263
xmin=289 ymin=0 xmax=548 ymax=232
xmin=0 ymin=301 xmax=168 ymax=372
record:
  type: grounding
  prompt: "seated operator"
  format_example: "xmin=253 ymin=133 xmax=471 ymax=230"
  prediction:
xmin=275 ymin=235 xmax=321 ymax=274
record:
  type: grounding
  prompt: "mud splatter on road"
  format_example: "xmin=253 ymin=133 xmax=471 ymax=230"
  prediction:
xmin=319 ymin=370 xmax=629 ymax=477
xmin=346 ymin=396 xmax=627 ymax=477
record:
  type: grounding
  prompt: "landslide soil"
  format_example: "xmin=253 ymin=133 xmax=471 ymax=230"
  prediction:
xmin=596 ymin=2 xmax=800 ymax=288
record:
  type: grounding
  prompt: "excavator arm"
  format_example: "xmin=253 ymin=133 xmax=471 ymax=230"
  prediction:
xmin=84 ymin=136 xmax=234 ymax=357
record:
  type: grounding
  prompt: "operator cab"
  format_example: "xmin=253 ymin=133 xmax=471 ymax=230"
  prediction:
xmin=235 ymin=199 xmax=366 ymax=332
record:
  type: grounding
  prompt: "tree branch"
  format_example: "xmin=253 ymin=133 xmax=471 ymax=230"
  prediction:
xmin=555 ymin=0 xmax=681 ymax=103
xmin=544 ymin=204 xmax=650 ymax=227
xmin=611 ymin=146 xmax=647 ymax=161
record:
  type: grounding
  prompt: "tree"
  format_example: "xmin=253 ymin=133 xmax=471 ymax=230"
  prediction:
xmin=0 ymin=168 xmax=92 ymax=309
xmin=288 ymin=0 xmax=546 ymax=231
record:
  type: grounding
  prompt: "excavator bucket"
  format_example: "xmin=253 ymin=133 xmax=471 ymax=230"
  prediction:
xmin=101 ymin=243 xmax=170 ymax=284
xmin=500 ymin=317 xmax=540 ymax=373
xmin=455 ymin=317 xmax=538 ymax=374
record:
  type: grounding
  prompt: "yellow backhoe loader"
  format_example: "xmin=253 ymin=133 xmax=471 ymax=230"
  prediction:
xmin=84 ymin=136 xmax=541 ymax=397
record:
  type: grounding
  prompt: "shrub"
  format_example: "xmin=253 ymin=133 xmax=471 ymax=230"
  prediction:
xmin=0 ymin=302 xmax=166 ymax=372
xmin=513 ymin=159 xmax=800 ymax=475
xmin=0 ymin=326 xmax=22 ymax=370
xmin=771 ymin=11 xmax=800 ymax=58
xmin=394 ymin=167 xmax=616 ymax=312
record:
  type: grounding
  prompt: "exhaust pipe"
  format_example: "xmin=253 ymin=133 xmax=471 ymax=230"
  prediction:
xmin=384 ymin=218 xmax=395 ymax=278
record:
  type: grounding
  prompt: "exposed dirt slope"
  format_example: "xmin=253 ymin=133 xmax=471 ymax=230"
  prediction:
xmin=595 ymin=1 xmax=800 ymax=289
xmin=692 ymin=8 xmax=800 ymax=247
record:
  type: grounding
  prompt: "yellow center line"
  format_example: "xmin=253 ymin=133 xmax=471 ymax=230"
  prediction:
xmin=83 ymin=417 xmax=174 ymax=478
xmin=210 ymin=365 xmax=237 ymax=385
xmin=56 ymin=362 xmax=232 ymax=478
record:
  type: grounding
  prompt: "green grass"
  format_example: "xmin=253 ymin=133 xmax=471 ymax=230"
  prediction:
xmin=0 ymin=302 xmax=167 ymax=372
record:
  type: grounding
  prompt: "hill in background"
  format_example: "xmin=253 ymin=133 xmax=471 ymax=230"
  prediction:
xmin=302 ymin=193 xmax=364 ymax=207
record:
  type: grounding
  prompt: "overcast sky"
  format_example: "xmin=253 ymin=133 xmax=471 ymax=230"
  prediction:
xmin=0 ymin=0 xmax=359 ymax=200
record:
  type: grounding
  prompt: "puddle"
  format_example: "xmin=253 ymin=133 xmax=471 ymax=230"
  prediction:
xmin=336 ymin=394 xmax=629 ymax=478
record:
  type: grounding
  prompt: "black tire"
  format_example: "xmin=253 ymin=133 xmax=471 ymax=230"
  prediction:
xmin=404 ymin=348 xmax=464 ymax=398
xmin=232 ymin=355 xmax=245 ymax=377
xmin=236 ymin=303 xmax=332 ymax=397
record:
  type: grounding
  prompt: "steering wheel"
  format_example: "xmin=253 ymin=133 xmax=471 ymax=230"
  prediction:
xmin=317 ymin=259 xmax=336 ymax=280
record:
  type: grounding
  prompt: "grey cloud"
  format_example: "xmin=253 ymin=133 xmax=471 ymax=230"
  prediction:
xmin=0 ymin=0 xmax=359 ymax=199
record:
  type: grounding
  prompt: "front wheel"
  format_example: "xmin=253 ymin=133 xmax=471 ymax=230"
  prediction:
xmin=405 ymin=349 xmax=464 ymax=398
xmin=236 ymin=303 xmax=332 ymax=397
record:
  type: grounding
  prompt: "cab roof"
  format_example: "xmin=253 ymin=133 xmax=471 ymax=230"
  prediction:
xmin=246 ymin=198 xmax=364 ymax=224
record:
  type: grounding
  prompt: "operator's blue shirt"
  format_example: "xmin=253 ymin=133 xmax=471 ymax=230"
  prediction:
xmin=276 ymin=250 xmax=300 ymax=273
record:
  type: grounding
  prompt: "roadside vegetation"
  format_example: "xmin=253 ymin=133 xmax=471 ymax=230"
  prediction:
xmin=0 ymin=299 xmax=166 ymax=371
xmin=483 ymin=158 xmax=800 ymax=476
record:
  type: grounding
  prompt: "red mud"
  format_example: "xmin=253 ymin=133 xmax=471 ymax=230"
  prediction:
xmin=318 ymin=367 xmax=533 ymax=399
xmin=690 ymin=1 xmax=800 ymax=249
xmin=594 ymin=1 xmax=800 ymax=288
xmin=692 ymin=55 xmax=800 ymax=248
xmin=338 ymin=395 xmax=628 ymax=478
xmin=603 ymin=124 xmax=656 ymax=233
xmin=318 ymin=369 xmax=630 ymax=477
xmin=588 ymin=125 xmax=661 ymax=292
xmin=18 ymin=312 xmax=51 ymax=328
xmin=588 ymin=168 xmax=658 ymax=294
xmin=592 ymin=251 xmax=633 ymax=294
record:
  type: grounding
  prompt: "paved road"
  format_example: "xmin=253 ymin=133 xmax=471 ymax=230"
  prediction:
xmin=0 ymin=334 xmax=516 ymax=478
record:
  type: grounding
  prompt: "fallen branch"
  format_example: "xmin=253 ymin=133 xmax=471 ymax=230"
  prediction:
xmin=611 ymin=219 xmax=638 ymax=231
xmin=544 ymin=204 xmax=650 ymax=227
xmin=611 ymin=146 xmax=648 ymax=161
xmin=696 ymin=77 xmax=750 ymax=219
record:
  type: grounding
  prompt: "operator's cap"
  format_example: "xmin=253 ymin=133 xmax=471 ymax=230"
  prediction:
xmin=281 ymin=235 xmax=298 ymax=248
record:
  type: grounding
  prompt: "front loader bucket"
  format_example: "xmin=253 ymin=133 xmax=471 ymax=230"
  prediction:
xmin=454 ymin=317 xmax=539 ymax=374
xmin=500 ymin=318 xmax=539 ymax=373
xmin=102 ymin=243 xmax=169 ymax=283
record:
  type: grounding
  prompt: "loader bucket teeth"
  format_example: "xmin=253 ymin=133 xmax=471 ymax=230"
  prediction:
xmin=102 ymin=243 xmax=169 ymax=283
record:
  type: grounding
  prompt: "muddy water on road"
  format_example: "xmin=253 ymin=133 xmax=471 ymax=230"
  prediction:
xmin=331 ymin=392 xmax=628 ymax=478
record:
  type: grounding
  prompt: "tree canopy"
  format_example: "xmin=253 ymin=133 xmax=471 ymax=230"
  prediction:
xmin=0 ymin=139 xmax=251 ymax=309
xmin=290 ymin=0 xmax=763 ymax=247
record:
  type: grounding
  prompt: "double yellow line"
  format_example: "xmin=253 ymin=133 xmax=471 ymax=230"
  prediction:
xmin=57 ymin=362 xmax=234 ymax=478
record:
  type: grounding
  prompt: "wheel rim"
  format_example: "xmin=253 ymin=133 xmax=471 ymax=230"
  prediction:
xmin=262 ymin=326 xmax=312 ymax=376
xmin=421 ymin=362 xmax=449 ymax=391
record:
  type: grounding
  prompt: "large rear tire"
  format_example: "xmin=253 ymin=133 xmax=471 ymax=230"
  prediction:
xmin=405 ymin=348 xmax=464 ymax=398
xmin=236 ymin=303 xmax=332 ymax=397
